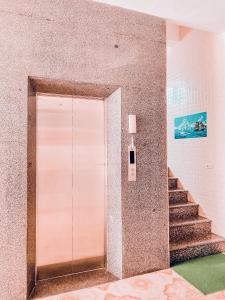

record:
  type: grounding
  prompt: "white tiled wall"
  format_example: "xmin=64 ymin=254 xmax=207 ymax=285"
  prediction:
xmin=167 ymin=24 xmax=225 ymax=237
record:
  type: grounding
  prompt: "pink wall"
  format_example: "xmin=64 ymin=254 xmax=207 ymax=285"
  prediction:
xmin=0 ymin=1 xmax=167 ymax=297
xmin=167 ymin=24 xmax=225 ymax=237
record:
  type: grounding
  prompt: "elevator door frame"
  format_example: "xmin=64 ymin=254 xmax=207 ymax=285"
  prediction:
xmin=35 ymin=92 xmax=107 ymax=281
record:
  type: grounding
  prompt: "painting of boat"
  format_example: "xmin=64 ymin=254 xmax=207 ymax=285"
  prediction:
xmin=174 ymin=112 xmax=207 ymax=139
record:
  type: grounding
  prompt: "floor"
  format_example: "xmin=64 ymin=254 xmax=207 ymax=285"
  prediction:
xmin=32 ymin=270 xmax=117 ymax=299
xmin=32 ymin=267 xmax=225 ymax=300
xmin=173 ymin=254 xmax=225 ymax=295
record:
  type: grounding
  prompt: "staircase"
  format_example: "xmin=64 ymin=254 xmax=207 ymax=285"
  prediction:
xmin=169 ymin=173 xmax=225 ymax=264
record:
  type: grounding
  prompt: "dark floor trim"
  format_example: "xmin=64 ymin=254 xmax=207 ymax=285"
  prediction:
xmin=37 ymin=256 xmax=105 ymax=280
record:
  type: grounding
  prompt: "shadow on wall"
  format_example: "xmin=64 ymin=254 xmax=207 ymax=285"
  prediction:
xmin=168 ymin=167 xmax=207 ymax=217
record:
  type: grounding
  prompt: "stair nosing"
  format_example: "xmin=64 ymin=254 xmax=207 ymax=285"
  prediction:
xmin=170 ymin=217 xmax=211 ymax=228
xmin=169 ymin=189 xmax=188 ymax=193
xmin=169 ymin=202 xmax=198 ymax=209
xmin=170 ymin=234 xmax=225 ymax=251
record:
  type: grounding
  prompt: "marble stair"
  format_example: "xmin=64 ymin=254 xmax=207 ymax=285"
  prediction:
xmin=168 ymin=176 xmax=225 ymax=264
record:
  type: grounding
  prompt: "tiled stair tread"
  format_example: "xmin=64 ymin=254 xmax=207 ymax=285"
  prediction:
xmin=169 ymin=202 xmax=198 ymax=208
xmin=168 ymin=172 xmax=225 ymax=263
xmin=170 ymin=233 xmax=225 ymax=251
xmin=170 ymin=216 xmax=211 ymax=227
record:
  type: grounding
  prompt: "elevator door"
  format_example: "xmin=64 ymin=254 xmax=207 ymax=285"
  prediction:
xmin=36 ymin=95 xmax=105 ymax=279
xmin=72 ymin=98 xmax=105 ymax=273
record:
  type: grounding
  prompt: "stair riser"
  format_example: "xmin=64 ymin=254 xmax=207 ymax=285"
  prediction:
xmin=170 ymin=222 xmax=211 ymax=242
xmin=169 ymin=191 xmax=188 ymax=204
xmin=170 ymin=241 xmax=225 ymax=264
xmin=169 ymin=205 xmax=199 ymax=221
xmin=168 ymin=178 xmax=177 ymax=190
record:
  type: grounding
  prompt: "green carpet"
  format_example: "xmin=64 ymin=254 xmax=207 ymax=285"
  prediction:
xmin=173 ymin=254 xmax=225 ymax=295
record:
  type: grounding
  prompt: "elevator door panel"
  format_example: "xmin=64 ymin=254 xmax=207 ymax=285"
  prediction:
xmin=36 ymin=95 xmax=105 ymax=278
xmin=36 ymin=96 xmax=73 ymax=268
xmin=73 ymin=99 xmax=105 ymax=266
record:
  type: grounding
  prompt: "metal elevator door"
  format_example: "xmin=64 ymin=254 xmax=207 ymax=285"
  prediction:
xmin=36 ymin=94 xmax=105 ymax=280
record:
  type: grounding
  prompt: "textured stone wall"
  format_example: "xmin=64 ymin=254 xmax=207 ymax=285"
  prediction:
xmin=105 ymin=89 xmax=122 ymax=278
xmin=0 ymin=1 xmax=168 ymax=299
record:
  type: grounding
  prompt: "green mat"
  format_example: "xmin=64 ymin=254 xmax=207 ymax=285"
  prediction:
xmin=173 ymin=254 xmax=225 ymax=295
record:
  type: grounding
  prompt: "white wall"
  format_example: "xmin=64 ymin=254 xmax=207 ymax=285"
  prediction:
xmin=167 ymin=24 xmax=225 ymax=237
xmin=95 ymin=0 xmax=225 ymax=32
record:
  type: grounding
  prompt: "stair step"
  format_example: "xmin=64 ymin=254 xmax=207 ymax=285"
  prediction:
xmin=170 ymin=233 xmax=225 ymax=264
xmin=169 ymin=202 xmax=199 ymax=221
xmin=169 ymin=216 xmax=211 ymax=242
xmin=168 ymin=177 xmax=178 ymax=190
xmin=169 ymin=190 xmax=188 ymax=204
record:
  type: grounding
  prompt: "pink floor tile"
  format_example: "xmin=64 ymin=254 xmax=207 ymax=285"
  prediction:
xmin=41 ymin=269 xmax=206 ymax=300
xmin=207 ymin=291 xmax=225 ymax=300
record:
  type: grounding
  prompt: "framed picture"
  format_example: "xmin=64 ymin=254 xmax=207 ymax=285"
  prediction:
xmin=174 ymin=112 xmax=207 ymax=139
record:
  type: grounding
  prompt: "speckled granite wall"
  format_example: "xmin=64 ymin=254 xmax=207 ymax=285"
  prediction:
xmin=0 ymin=1 xmax=168 ymax=299
xmin=105 ymin=89 xmax=122 ymax=278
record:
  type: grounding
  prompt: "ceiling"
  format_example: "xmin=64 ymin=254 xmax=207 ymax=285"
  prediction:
xmin=94 ymin=0 xmax=225 ymax=33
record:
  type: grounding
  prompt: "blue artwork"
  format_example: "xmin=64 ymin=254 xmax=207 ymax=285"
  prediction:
xmin=175 ymin=112 xmax=207 ymax=139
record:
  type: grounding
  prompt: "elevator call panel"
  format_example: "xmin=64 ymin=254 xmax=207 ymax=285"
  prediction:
xmin=128 ymin=146 xmax=136 ymax=181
